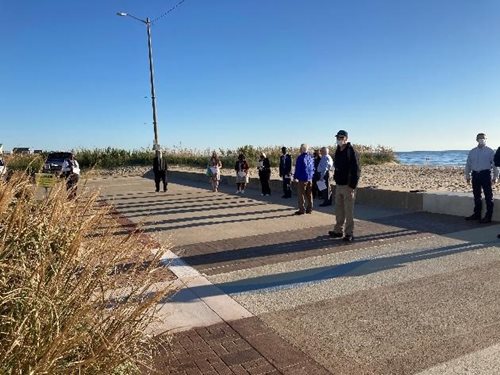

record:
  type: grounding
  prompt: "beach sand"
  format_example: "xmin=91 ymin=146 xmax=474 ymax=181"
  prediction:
xmin=86 ymin=164 xmax=498 ymax=194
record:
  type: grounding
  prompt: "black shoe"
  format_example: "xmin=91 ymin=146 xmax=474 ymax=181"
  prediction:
xmin=328 ymin=231 xmax=343 ymax=238
xmin=306 ymin=210 xmax=312 ymax=214
xmin=479 ymin=217 xmax=492 ymax=224
xmin=465 ymin=214 xmax=480 ymax=221
xmin=294 ymin=211 xmax=305 ymax=215
xmin=342 ymin=235 xmax=354 ymax=242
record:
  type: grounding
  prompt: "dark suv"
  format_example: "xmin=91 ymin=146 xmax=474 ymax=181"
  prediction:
xmin=43 ymin=152 xmax=73 ymax=173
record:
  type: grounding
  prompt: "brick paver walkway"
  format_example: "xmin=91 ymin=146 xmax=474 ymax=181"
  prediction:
xmin=91 ymin=176 xmax=500 ymax=375
xmin=154 ymin=318 xmax=329 ymax=375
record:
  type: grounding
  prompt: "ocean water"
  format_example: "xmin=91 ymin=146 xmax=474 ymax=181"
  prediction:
xmin=395 ymin=150 xmax=468 ymax=166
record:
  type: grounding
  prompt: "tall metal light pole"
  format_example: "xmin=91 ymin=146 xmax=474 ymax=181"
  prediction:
xmin=117 ymin=12 xmax=160 ymax=151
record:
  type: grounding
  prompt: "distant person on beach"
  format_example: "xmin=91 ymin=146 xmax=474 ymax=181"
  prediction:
xmin=61 ymin=153 xmax=80 ymax=200
xmin=318 ymin=147 xmax=334 ymax=206
xmin=279 ymin=146 xmax=292 ymax=198
xmin=257 ymin=153 xmax=271 ymax=196
xmin=312 ymin=149 xmax=321 ymax=199
xmin=293 ymin=144 xmax=315 ymax=215
xmin=235 ymin=153 xmax=249 ymax=194
xmin=208 ymin=151 xmax=222 ymax=192
xmin=329 ymin=130 xmax=360 ymax=242
xmin=153 ymin=151 xmax=168 ymax=192
xmin=464 ymin=133 xmax=498 ymax=223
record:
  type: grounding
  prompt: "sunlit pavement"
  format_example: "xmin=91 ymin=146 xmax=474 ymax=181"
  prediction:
xmin=88 ymin=176 xmax=500 ymax=374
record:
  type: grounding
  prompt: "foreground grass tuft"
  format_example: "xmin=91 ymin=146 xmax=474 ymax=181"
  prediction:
xmin=0 ymin=173 xmax=174 ymax=374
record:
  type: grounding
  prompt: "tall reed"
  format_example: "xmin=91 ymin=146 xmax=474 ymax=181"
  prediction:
xmin=0 ymin=173 xmax=174 ymax=374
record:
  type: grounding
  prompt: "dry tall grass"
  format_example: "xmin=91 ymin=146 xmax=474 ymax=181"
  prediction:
xmin=0 ymin=173 xmax=174 ymax=374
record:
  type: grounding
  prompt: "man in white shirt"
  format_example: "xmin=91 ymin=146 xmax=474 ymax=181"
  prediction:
xmin=464 ymin=133 xmax=498 ymax=223
xmin=318 ymin=147 xmax=334 ymax=206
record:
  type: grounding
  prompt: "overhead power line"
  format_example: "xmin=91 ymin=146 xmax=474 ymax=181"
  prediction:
xmin=152 ymin=0 xmax=187 ymax=24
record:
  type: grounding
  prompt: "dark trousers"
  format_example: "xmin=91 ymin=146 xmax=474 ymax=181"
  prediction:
xmin=321 ymin=172 xmax=332 ymax=204
xmin=282 ymin=177 xmax=292 ymax=197
xmin=472 ymin=170 xmax=494 ymax=218
xmin=154 ymin=171 xmax=167 ymax=192
xmin=312 ymin=172 xmax=320 ymax=199
xmin=66 ymin=174 xmax=79 ymax=200
xmin=259 ymin=171 xmax=271 ymax=195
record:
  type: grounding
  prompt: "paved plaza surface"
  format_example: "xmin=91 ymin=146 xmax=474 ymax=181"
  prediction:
xmin=88 ymin=176 xmax=500 ymax=374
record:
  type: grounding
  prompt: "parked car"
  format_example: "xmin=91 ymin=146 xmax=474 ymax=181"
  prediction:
xmin=43 ymin=152 xmax=73 ymax=174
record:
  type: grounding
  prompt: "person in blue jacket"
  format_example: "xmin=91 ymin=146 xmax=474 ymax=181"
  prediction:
xmin=293 ymin=144 xmax=315 ymax=215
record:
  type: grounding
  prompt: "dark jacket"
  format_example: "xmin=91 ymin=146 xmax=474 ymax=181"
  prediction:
xmin=333 ymin=143 xmax=359 ymax=189
xmin=153 ymin=156 xmax=168 ymax=173
xmin=258 ymin=158 xmax=271 ymax=178
xmin=235 ymin=160 xmax=249 ymax=173
xmin=279 ymin=154 xmax=292 ymax=177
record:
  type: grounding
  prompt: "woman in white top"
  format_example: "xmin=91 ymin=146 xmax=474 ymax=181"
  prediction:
xmin=234 ymin=153 xmax=249 ymax=194
xmin=208 ymin=151 xmax=222 ymax=192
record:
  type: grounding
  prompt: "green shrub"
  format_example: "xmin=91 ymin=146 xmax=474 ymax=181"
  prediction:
xmin=3 ymin=144 xmax=396 ymax=173
xmin=3 ymin=154 xmax=45 ymax=174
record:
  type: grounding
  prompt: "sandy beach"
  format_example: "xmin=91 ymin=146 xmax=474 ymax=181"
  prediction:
xmin=85 ymin=163 xmax=500 ymax=194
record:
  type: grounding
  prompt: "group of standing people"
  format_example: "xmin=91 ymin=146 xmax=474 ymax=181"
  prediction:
xmin=208 ymin=151 xmax=272 ymax=196
xmin=202 ymin=130 xmax=500 ymax=242
xmin=287 ymin=130 xmax=359 ymax=242
xmin=206 ymin=130 xmax=360 ymax=242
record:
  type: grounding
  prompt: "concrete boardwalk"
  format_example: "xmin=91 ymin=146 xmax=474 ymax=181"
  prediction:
xmin=90 ymin=176 xmax=500 ymax=375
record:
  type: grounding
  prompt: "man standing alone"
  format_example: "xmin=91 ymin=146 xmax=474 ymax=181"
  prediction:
xmin=329 ymin=130 xmax=360 ymax=242
xmin=464 ymin=133 xmax=498 ymax=223
xmin=153 ymin=151 xmax=168 ymax=192
xmin=279 ymin=146 xmax=292 ymax=198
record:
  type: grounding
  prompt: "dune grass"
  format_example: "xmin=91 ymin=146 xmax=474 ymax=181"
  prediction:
xmin=0 ymin=173 xmax=174 ymax=374
xmin=3 ymin=144 xmax=396 ymax=173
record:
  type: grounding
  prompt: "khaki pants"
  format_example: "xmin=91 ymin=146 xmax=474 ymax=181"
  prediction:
xmin=297 ymin=181 xmax=313 ymax=213
xmin=334 ymin=184 xmax=355 ymax=235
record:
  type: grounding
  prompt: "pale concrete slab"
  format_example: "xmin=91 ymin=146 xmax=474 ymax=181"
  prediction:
xmin=149 ymin=279 xmax=223 ymax=334
xmin=417 ymin=343 xmax=500 ymax=375
xmin=150 ymin=249 xmax=252 ymax=333
xmin=445 ymin=223 xmax=500 ymax=244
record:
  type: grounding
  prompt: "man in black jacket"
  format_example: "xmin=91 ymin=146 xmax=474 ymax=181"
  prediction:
xmin=328 ymin=130 xmax=360 ymax=242
xmin=153 ymin=151 xmax=168 ymax=192
xmin=279 ymin=146 xmax=292 ymax=198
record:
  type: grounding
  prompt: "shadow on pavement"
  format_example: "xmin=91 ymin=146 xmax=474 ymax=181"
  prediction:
xmin=165 ymin=242 xmax=492 ymax=302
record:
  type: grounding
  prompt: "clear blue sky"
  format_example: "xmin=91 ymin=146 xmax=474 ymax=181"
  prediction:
xmin=2 ymin=0 xmax=500 ymax=152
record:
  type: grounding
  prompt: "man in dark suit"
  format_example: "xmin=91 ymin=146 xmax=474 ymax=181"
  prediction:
xmin=153 ymin=151 xmax=168 ymax=192
xmin=279 ymin=146 xmax=292 ymax=198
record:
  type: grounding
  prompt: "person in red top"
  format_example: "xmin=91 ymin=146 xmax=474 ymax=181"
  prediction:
xmin=234 ymin=153 xmax=249 ymax=194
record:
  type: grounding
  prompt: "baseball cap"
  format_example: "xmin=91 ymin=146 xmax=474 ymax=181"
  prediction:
xmin=335 ymin=130 xmax=348 ymax=138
